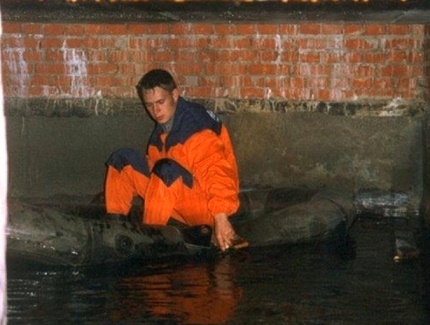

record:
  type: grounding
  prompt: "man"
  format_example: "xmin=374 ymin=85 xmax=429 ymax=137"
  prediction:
xmin=104 ymin=69 xmax=240 ymax=251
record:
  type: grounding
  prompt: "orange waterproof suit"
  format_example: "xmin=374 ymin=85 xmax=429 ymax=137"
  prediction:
xmin=105 ymin=97 xmax=240 ymax=226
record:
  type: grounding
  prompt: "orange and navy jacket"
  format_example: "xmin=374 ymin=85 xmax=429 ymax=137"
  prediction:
xmin=146 ymin=97 xmax=240 ymax=217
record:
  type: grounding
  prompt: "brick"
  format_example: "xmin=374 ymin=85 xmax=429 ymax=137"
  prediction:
xmin=384 ymin=38 xmax=415 ymax=50
xmin=197 ymin=50 xmax=216 ymax=63
xmin=98 ymin=37 xmax=119 ymax=48
xmin=103 ymin=24 xmax=129 ymax=35
xmin=148 ymin=24 xmax=170 ymax=35
xmin=345 ymin=52 xmax=362 ymax=63
xmin=256 ymin=24 xmax=278 ymax=35
xmin=21 ymin=23 xmax=43 ymax=34
xmin=23 ymin=50 xmax=42 ymax=62
xmin=317 ymin=89 xmax=331 ymax=101
xmin=87 ymin=63 xmax=118 ymax=75
xmin=352 ymin=78 xmax=373 ymax=89
xmin=65 ymin=38 xmax=83 ymax=48
xmin=292 ymin=63 xmax=316 ymax=76
xmin=260 ymin=50 xmax=279 ymax=62
xmin=218 ymin=49 xmax=258 ymax=62
xmin=41 ymin=37 xmax=64 ymax=49
xmin=362 ymin=53 xmax=384 ymax=64
xmin=408 ymin=52 xmax=424 ymax=64
xmin=2 ymin=23 xmax=21 ymax=33
xmin=411 ymin=25 xmax=425 ymax=38
xmin=85 ymin=25 xmax=104 ymax=35
xmin=108 ymin=51 xmax=129 ymax=63
xmin=321 ymin=24 xmax=343 ymax=35
xmin=199 ymin=76 xmax=221 ymax=87
xmin=52 ymin=75 xmax=72 ymax=87
xmin=253 ymin=37 xmax=277 ymax=49
xmin=175 ymin=49 xmax=196 ymax=62
xmin=35 ymin=63 xmax=66 ymax=75
xmin=129 ymin=51 xmax=150 ymax=63
xmin=127 ymin=24 xmax=149 ymax=35
xmin=297 ymin=38 xmax=334 ymax=50
xmin=190 ymin=87 xmax=213 ymax=98
xmin=344 ymin=38 xmax=376 ymax=51
xmin=44 ymin=24 xmax=65 ymax=36
xmin=233 ymin=36 xmax=252 ymax=49
xmin=90 ymin=50 xmax=109 ymax=62
xmin=289 ymin=77 xmax=306 ymax=89
xmin=364 ymin=24 xmax=386 ymax=36
xmin=28 ymin=86 xmax=44 ymax=97
xmin=171 ymin=63 xmax=202 ymax=75
xmin=151 ymin=50 xmax=173 ymax=63
xmin=331 ymin=78 xmax=350 ymax=89
xmin=64 ymin=24 xmax=85 ymax=36
xmin=31 ymin=74 xmax=51 ymax=86
xmin=241 ymin=87 xmax=265 ymax=99
xmin=391 ymin=65 xmax=409 ymax=77
xmin=264 ymin=77 xmax=279 ymax=89
xmin=279 ymin=24 xmax=298 ymax=35
xmin=281 ymin=51 xmax=299 ymax=62
xmin=387 ymin=24 xmax=411 ymax=35
xmin=353 ymin=65 xmax=376 ymax=77
xmin=94 ymin=75 xmax=117 ymax=87
xmin=299 ymin=52 xmax=320 ymax=63
xmin=193 ymin=24 xmax=213 ymax=34
xmin=299 ymin=24 xmax=321 ymax=35
xmin=209 ymin=36 xmax=231 ymax=49
xmin=344 ymin=24 xmax=363 ymax=35
xmin=248 ymin=63 xmax=278 ymax=75
xmin=214 ymin=24 xmax=235 ymax=35
xmin=321 ymin=52 xmax=343 ymax=64
xmin=385 ymin=50 xmax=407 ymax=63
xmin=236 ymin=24 xmax=255 ymax=35
xmin=171 ymin=23 xmax=192 ymax=35
xmin=45 ymin=49 xmax=63 ymax=61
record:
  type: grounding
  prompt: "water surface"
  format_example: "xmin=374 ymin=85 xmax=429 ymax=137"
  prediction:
xmin=7 ymin=218 xmax=429 ymax=324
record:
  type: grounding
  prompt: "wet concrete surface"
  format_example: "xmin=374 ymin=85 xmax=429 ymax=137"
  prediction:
xmin=2 ymin=0 xmax=430 ymax=23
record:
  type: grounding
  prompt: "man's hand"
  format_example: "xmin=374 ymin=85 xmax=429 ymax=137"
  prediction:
xmin=213 ymin=213 xmax=236 ymax=251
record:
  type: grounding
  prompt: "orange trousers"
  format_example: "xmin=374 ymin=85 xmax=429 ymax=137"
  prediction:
xmin=105 ymin=165 xmax=214 ymax=226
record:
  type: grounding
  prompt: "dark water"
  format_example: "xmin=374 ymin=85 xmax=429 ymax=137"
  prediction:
xmin=6 ymin=218 xmax=430 ymax=325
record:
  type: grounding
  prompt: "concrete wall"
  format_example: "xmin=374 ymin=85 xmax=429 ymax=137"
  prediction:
xmin=5 ymin=102 xmax=424 ymax=218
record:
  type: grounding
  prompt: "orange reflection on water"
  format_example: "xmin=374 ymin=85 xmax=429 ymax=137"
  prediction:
xmin=111 ymin=257 xmax=242 ymax=324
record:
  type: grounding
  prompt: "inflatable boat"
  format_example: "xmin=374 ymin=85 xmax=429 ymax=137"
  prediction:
xmin=7 ymin=187 xmax=356 ymax=267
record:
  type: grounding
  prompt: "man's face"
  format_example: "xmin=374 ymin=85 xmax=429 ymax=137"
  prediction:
xmin=142 ymin=86 xmax=179 ymax=125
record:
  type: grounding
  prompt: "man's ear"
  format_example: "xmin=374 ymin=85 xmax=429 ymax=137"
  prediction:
xmin=172 ymin=88 xmax=180 ymax=102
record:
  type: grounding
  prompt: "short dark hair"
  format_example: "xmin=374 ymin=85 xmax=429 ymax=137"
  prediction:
xmin=136 ymin=69 xmax=177 ymax=103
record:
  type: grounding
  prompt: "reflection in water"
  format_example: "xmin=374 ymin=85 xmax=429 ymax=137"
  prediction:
xmin=110 ymin=257 xmax=242 ymax=324
xmin=6 ymin=219 xmax=430 ymax=324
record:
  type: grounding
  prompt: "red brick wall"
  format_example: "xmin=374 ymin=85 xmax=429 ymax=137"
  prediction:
xmin=1 ymin=22 xmax=427 ymax=102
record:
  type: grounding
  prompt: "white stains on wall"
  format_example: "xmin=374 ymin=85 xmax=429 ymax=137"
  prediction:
xmin=274 ymin=34 xmax=283 ymax=67
xmin=4 ymin=37 xmax=29 ymax=97
xmin=331 ymin=34 xmax=348 ymax=102
xmin=61 ymin=41 xmax=91 ymax=98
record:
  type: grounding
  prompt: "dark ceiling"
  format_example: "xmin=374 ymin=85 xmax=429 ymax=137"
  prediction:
xmin=2 ymin=0 xmax=430 ymax=24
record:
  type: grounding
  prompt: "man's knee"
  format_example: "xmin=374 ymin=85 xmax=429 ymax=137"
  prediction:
xmin=106 ymin=148 xmax=150 ymax=176
xmin=152 ymin=158 xmax=193 ymax=188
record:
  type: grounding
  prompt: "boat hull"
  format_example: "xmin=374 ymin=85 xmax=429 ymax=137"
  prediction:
xmin=7 ymin=187 xmax=355 ymax=266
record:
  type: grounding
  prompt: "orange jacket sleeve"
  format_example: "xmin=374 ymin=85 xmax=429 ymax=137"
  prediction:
xmin=184 ymin=127 xmax=239 ymax=217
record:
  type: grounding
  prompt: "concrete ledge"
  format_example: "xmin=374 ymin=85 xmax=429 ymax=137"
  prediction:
xmin=4 ymin=97 xmax=427 ymax=118
xmin=2 ymin=0 xmax=430 ymax=24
